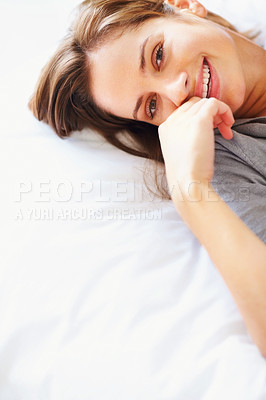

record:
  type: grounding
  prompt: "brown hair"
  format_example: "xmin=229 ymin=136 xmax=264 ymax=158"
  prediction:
xmin=29 ymin=0 xmax=256 ymax=199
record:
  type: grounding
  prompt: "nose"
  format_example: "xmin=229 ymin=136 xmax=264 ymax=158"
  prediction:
xmin=161 ymin=72 xmax=190 ymax=107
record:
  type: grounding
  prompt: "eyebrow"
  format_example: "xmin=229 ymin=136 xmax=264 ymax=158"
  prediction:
xmin=132 ymin=36 xmax=150 ymax=120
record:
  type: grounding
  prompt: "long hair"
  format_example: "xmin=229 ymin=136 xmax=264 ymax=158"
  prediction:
xmin=29 ymin=0 xmax=256 ymax=199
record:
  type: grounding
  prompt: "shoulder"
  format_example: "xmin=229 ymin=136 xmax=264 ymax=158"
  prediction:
xmin=214 ymin=116 xmax=266 ymax=179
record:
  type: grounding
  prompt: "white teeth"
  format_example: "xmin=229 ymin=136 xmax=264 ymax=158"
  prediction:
xmin=202 ymin=63 xmax=211 ymax=98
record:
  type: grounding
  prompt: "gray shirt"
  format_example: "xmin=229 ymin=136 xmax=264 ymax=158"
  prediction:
xmin=212 ymin=117 xmax=266 ymax=243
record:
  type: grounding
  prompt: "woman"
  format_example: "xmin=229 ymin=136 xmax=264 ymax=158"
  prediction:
xmin=29 ymin=0 xmax=266 ymax=356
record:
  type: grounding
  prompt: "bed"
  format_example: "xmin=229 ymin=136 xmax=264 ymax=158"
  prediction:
xmin=1 ymin=0 xmax=266 ymax=398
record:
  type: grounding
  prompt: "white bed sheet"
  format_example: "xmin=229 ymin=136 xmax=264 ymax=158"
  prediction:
xmin=1 ymin=0 xmax=266 ymax=399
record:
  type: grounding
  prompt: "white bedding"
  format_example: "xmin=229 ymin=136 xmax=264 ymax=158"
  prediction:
xmin=1 ymin=0 xmax=266 ymax=399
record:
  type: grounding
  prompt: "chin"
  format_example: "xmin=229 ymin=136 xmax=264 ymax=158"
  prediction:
xmin=231 ymin=98 xmax=244 ymax=114
xmin=225 ymin=85 xmax=246 ymax=114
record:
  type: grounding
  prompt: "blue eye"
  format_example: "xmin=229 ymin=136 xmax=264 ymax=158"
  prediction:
xmin=146 ymin=95 xmax=157 ymax=119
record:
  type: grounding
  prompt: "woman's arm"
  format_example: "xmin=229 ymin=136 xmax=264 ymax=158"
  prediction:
xmin=158 ymin=97 xmax=266 ymax=356
xmin=172 ymin=181 xmax=266 ymax=356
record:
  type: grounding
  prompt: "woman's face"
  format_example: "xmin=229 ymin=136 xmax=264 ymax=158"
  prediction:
xmin=90 ymin=14 xmax=246 ymax=126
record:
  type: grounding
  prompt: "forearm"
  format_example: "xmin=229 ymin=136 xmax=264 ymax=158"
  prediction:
xmin=171 ymin=181 xmax=266 ymax=356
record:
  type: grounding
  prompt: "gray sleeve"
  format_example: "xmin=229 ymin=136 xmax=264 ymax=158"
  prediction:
xmin=212 ymin=131 xmax=266 ymax=243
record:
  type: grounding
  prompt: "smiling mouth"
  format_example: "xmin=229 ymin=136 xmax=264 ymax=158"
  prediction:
xmin=202 ymin=59 xmax=211 ymax=98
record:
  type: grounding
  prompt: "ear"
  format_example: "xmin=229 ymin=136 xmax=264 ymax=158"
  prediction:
xmin=165 ymin=0 xmax=207 ymax=18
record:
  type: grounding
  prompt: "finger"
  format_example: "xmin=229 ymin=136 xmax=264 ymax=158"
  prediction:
xmin=183 ymin=98 xmax=233 ymax=126
xmin=185 ymin=97 xmax=209 ymax=114
xmin=161 ymin=97 xmax=202 ymax=126
xmin=178 ymin=96 xmax=202 ymax=112
xmin=217 ymin=121 xmax=234 ymax=140
xmin=220 ymin=108 xmax=235 ymax=126
xmin=199 ymin=98 xmax=235 ymax=126
xmin=213 ymin=115 xmax=223 ymax=129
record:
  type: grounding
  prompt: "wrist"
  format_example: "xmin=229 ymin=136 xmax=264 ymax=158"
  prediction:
xmin=169 ymin=179 xmax=217 ymax=204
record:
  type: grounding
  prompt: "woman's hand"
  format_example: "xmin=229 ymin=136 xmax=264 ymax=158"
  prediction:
xmin=158 ymin=97 xmax=235 ymax=194
xmin=158 ymin=97 xmax=266 ymax=357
